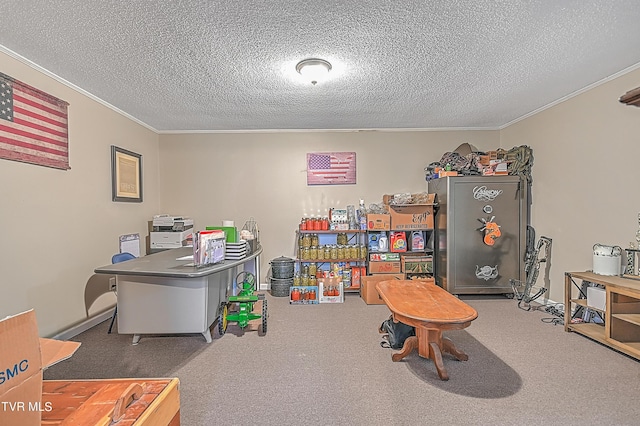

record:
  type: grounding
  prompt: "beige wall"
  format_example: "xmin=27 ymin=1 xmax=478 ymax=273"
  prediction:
xmin=163 ymin=65 xmax=640 ymax=304
xmin=501 ymin=67 xmax=640 ymax=302
xmin=5 ymin=45 xmax=639 ymax=336
xmin=0 ymin=51 xmax=160 ymax=335
xmin=158 ymin=131 xmax=499 ymax=282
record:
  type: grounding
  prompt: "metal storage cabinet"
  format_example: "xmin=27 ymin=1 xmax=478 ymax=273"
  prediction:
xmin=428 ymin=176 xmax=528 ymax=295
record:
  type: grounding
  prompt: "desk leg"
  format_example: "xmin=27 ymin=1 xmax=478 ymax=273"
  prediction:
xmin=132 ymin=334 xmax=141 ymax=345
xmin=202 ymin=330 xmax=212 ymax=343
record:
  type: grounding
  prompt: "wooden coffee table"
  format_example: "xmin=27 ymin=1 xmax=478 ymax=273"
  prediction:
xmin=376 ymin=279 xmax=478 ymax=380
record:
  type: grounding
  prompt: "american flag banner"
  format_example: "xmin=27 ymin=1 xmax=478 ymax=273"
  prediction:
xmin=0 ymin=72 xmax=70 ymax=170
xmin=307 ymin=152 xmax=356 ymax=185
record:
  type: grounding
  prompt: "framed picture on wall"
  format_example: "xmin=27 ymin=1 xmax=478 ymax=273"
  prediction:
xmin=111 ymin=145 xmax=143 ymax=202
xmin=307 ymin=152 xmax=356 ymax=185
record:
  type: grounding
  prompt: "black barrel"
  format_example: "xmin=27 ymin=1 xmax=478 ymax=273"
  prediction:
xmin=270 ymin=277 xmax=292 ymax=297
xmin=270 ymin=256 xmax=294 ymax=279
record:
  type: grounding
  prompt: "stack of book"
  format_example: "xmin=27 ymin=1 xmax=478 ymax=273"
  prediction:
xmin=225 ymin=241 xmax=248 ymax=260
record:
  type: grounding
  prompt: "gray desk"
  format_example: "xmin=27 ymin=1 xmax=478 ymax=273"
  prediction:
xmin=95 ymin=246 xmax=262 ymax=344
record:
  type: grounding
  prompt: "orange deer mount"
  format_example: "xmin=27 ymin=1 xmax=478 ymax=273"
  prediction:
xmin=479 ymin=216 xmax=501 ymax=246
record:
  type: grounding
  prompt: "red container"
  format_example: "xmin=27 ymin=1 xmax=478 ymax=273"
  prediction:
xmin=390 ymin=231 xmax=407 ymax=252
xmin=291 ymin=288 xmax=301 ymax=301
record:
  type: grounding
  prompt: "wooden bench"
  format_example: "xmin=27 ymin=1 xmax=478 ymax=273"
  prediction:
xmin=376 ymin=279 xmax=478 ymax=380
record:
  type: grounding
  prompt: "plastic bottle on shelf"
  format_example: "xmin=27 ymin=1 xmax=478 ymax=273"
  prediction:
xmin=358 ymin=199 xmax=367 ymax=230
xmin=411 ymin=231 xmax=425 ymax=251
xmin=378 ymin=233 xmax=388 ymax=252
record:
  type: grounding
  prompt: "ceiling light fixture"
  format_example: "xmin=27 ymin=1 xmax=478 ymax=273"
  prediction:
xmin=296 ymin=58 xmax=332 ymax=85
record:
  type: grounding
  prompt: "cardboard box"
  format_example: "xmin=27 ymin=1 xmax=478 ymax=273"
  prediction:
xmin=401 ymin=255 xmax=433 ymax=274
xmin=366 ymin=214 xmax=390 ymax=231
xmin=361 ymin=274 xmax=404 ymax=304
xmin=383 ymin=193 xmax=435 ymax=230
xmin=369 ymin=252 xmax=400 ymax=262
xmin=351 ymin=266 xmax=362 ymax=288
xmin=332 ymin=222 xmax=350 ymax=231
xmin=0 ymin=310 xmax=80 ymax=425
xmin=318 ymin=277 xmax=344 ymax=303
xmin=368 ymin=261 xmax=401 ymax=274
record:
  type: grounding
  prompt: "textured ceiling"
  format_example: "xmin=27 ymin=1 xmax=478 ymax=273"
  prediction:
xmin=1 ymin=1 xmax=640 ymax=132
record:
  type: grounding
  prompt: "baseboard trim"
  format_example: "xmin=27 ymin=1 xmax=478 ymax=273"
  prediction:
xmin=52 ymin=307 xmax=115 ymax=340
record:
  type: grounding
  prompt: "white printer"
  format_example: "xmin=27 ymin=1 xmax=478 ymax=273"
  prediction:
xmin=150 ymin=215 xmax=194 ymax=250
xmin=152 ymin=215 xmax=194 ymax=232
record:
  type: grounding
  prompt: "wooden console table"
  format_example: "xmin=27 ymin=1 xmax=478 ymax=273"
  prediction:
xmin=565 ymin=271 xmax=640 ymax=360
xmin=376 ymin=279 xmax=478 ymax=380
xmin=41 ymin=378 xmax=180 ymax=425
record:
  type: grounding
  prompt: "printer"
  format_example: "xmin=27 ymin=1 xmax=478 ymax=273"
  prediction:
xmin=150 ymin=215 xmax=194 ymax=250
xmin=152 ymin=215 xmax=194 ymax=232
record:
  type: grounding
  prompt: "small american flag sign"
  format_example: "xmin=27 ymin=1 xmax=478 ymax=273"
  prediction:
xmin=0 ymin=72 xmax=70 ymax=170
xmin=307 ymin=152 xmax=356 ymax=185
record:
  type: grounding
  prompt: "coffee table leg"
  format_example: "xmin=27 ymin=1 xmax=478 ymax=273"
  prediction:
xmin=429 ymin=342 xmax=449 ymax=381
xmin=391 ymin=336 xmax=418 ymax=362
xmin=421 ymin=328 xmax=451 ymax=380
xmin=442 ymin=336 xmax=468 ymax=361
xmin=388 ymin=328 xmax=466 ymax=381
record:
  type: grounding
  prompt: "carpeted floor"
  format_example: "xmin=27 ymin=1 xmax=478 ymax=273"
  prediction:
xmin=44 ymin=292 xmax=640 ymax=425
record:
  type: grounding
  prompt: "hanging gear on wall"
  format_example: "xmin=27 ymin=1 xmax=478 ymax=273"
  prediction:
xmin=497 ymin=145 xmax=534 ymax=183
xmin=510 ymin=233 xmax=552 ymax=310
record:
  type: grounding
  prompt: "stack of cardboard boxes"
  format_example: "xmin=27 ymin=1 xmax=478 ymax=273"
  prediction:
xmin=361 ymin=193 xmax=435 ymax=304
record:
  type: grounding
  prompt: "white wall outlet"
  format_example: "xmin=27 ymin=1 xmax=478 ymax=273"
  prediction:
xmin=109 ymin=277 xmax=116 ymax=291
